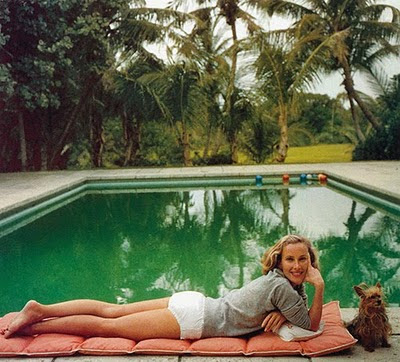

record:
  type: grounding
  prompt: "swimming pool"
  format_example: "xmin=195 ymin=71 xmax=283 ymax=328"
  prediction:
xmin=0 ymin=176 xmax=399 ymax=316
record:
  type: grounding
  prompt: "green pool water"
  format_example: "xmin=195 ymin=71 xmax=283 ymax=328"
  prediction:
xmin=0 ymin=183 xmax=399 ymax=316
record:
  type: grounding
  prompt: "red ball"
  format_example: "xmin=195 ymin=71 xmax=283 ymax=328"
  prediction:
xmin=318 ymin=174 xmax=327 ymax=183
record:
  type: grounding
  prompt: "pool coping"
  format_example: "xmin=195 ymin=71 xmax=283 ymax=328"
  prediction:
xmin=1 ymin=161 xmax=399 ymax=219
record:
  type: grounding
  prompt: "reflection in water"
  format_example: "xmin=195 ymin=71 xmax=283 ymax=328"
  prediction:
xmin=0 ymin=186 xmax=399 ymax=316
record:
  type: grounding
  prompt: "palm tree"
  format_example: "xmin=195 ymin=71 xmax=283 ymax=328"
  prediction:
xmin=255 ymin=0 xmax=400 ymax=131
xmin=171 ymin=0 xmax=263 ymax=163
xmin=242 ymin=106 xmax=279 ymax=164
xmin=114 ymin=55 xmax=164 ymax=166
xmin=147 ymin=62 xmax=208 ymax=166
xmin=171 ymin=6 xmax=228 ymax=161
xmin=254 ymin=31 xmax=323 ymax=162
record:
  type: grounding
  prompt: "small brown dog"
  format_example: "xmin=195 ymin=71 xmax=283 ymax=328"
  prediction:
xmin=346 ymin=282 xmax=392 ymax=352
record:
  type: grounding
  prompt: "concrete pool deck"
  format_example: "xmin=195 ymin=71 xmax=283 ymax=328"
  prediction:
xmin=0 ymin=160 xmax=399 ymax=361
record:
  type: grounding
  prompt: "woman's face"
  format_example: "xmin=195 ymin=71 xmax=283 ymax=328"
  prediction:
xmin=279 ymin=243 xmax=309 ymax=286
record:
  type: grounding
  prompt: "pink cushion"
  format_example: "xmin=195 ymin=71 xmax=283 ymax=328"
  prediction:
xmin=246 ymin=333 xmax=303 ymax=356
xmin=300 ymin=301 xmax=357 ymax=357
xmin=24 ymin=334 xmax=84 ymax=356
xmin=80 ymin=337 xmax=136 ymax=355
xmin=134 ymin=338 xmax=191 ymax=354
xmin=189 ymin=337 xmax=247 ymax=355
xmin=0 ymin=301 xmax=356 ymax=357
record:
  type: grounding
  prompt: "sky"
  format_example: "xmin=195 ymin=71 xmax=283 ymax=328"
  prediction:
xmin=144 ymin=0 xmax=400 ymax=98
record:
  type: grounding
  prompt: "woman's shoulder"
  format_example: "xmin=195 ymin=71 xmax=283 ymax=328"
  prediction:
xmin=254 ymin=268 xmax=291 ymax=289
xmin=266 ymin=268 xmax=288 ymax=282
xmin=267 ymin=269 xmax=303 ymax=293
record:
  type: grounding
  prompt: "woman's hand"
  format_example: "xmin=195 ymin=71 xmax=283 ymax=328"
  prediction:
xmin=305 ymin=257 xmax=325 ymax=331
xmin=304 ymin=257 xmax=324 ymax=288
xmin=261 ymin=311 xmax=287 ymax=333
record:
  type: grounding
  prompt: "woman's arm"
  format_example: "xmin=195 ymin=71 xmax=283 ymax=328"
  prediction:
xmin=261 ymin=310 xmax=287 ymax=333
xmin=305 ymin=258 xmax=325 ymax=331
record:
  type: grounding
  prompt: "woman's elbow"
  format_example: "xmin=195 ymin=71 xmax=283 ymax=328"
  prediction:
xmin=309 ymin=321 xmax=320 ymax=332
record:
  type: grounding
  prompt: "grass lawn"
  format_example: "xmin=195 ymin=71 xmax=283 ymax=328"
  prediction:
xmin=236 ymin=143 xmax=355 ymax=164
xmin=284 ymin=143 xmax=354 ymax=163
xmin=196 ymin=143 xmax=354 ymax=164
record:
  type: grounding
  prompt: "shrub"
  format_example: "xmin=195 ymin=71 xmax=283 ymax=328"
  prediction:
xmin=353 ymin=114 xmax=400 ymax=161
xmin=353 ymin=74 xmax=400 ymax=161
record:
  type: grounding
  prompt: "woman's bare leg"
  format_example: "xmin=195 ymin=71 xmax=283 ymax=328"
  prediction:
xmin=3 ymin=297 xmax=169 ymax=338
xmin=20 ymin=308 xmax=180 ymax=341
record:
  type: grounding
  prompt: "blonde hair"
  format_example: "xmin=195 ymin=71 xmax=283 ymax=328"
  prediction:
xmin=261 ymin=234 xmax=320 ymax=275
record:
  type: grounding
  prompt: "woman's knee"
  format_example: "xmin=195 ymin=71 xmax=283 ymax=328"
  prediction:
xmin=102 ymin=304 xmax=121 ymax=318
xmin=98 ymin=317 xmax=120 ymax=337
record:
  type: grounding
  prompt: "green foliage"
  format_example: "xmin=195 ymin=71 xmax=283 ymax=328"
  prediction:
xmin=293 ymin=93 xmax=356 ymax=145
xmin=155 ymin=62 xmax=208 ymax=127
xmin=199 ymin=152 xmax=233 ymax=166
xmin=1 ymin=0 xmax=399 ymax=170
xmin=352 ymin=113 xmax=400 ymax=160
xmin=296 ymin=94 xmax=334 ymax=134
xmin=241 ymin=112 xmax=278 ymax=164
xmin=141 ymin=121 xmax=182 ymax=166
xmin=353 ymin=74 xmax=400 ymax=160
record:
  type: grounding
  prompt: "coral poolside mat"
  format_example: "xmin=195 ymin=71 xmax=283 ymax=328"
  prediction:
xmin=0 ymin=301 xmax=356 ymax=358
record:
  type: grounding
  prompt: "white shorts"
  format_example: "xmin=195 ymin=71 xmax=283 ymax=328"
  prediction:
xmin=168 ymin=291 xmax=205 ymax=339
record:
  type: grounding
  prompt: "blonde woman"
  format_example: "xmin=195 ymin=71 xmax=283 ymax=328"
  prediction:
xmin=2 ymin=235 xmax=324 ymax=340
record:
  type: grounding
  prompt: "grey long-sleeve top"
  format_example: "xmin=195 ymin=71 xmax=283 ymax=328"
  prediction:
xmin=201 ymin=268 xmax=311 ymax=338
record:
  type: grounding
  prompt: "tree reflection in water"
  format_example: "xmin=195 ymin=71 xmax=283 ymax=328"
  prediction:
xmin=317 ymin=201 xmax=400 ymax=307
xmin=0 ymin=186 xmax=399 ymax=315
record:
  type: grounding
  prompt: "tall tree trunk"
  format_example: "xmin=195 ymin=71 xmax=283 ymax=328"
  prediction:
xmin=40 ymin=111 xmax=49 ymax=170
xmin=131 ymin=111 xmax=142 ymax=164
xmin=41 ymin=145 xmax=48 ymax=171
xmin=275 ymin=104 xmax=288 ymax=163
xmin=182 ymin=123 xmax=192 ymax=166
xmin=225 ymin=19 xmax=239 ymax=164
xmin=123 ymin=109 xmax=142 ymax=166
xmin=18 ymin=112 xmax=27 ymax=171
xmin=203 ymin=115 xmax=212 ymax=159
xmin=49 ymin=74 xmax=100 ymax=169
xmin=122 ymin=108 xmax=134 ymax=166
xmin=229 ymin=132 xmax=238 ymax=164
xmin=341 ymin=57 xmax=380 ymax=131
xmin=211 ymin=128 xmax=223 ymax=157
xmin=346 ymin=91 xmax=366 ymax=142
xmin=225 ymin=22 xmax=238 ymax=116
xmin=90 ymin=102 xmax=104 ymax=168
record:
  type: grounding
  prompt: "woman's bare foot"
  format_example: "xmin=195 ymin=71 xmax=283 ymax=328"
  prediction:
xmin=4 ymin=300 xmax=44 ymax=338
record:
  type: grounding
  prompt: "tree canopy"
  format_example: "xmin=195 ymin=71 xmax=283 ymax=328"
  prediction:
xmin=0 ymin=0 xmax=399 ymax=171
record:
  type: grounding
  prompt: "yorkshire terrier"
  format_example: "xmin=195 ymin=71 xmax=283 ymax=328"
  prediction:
xmin=346 ymin=282 xmax=392 ymax=352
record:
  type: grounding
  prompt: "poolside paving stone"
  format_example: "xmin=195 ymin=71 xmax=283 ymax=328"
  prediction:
xmin=56 ymin=357 xmax=179 ymax=362
xmin=1 ymin=161 xmax=400 ymax=217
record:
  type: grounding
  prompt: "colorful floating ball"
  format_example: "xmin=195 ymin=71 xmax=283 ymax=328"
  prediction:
xmin=282 ymin=174 xmax=290 ymax=183
xmin=318 ymin=173 xmax=328 ymax=184
xmin=300 ymin=173 xmax=307 ymax=184
xmin=255 ymin=175 xmax=263 ymax=186
xmin=306 ymin=173 xmax=313 ymax=180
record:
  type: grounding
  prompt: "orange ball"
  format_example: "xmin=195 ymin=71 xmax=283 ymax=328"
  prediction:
xmin=318 ymin=174 xmax=327 ymax=183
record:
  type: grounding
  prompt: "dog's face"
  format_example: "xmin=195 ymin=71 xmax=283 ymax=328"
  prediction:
xmin=354 ymin=283 xmax=385 ymax=311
